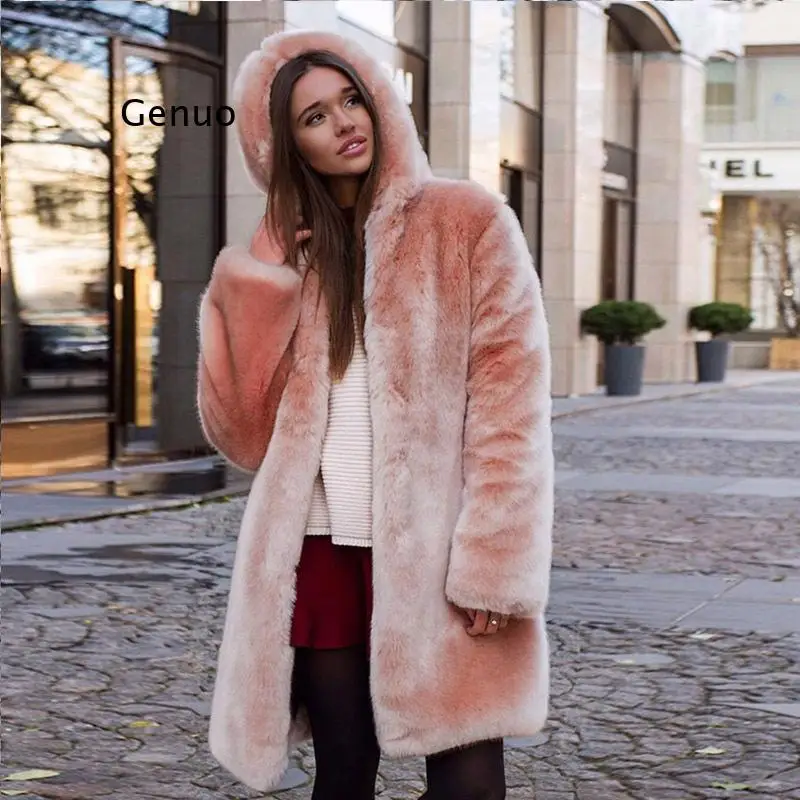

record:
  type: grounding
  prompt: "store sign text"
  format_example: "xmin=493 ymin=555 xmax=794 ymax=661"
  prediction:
xmin=702 ymin=148 xmax=800 ymax=193
xmin=706 ymin=158 xmax=774 ymax=179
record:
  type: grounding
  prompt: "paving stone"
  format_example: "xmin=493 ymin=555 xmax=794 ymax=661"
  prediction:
xmin=744 ymin=703 xmax=800 ymax=719
xmin=604 ymin=652 xmax=676 ymax=667
xmin=273 ymin=767 xmax=311 ymax=791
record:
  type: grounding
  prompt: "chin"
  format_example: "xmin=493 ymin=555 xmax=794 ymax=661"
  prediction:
xmin=337 ymin=149 xmax=374 ymax=175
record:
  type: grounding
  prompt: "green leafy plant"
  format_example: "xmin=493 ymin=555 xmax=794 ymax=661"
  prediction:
xmin=688 ymin=302 xmax=754 ymax=338
xmin=580 ymin=301 xmax=666 ymax=346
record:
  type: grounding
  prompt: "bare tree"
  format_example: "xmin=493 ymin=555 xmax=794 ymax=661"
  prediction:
xmin=755 ymin=199 xmax=800 ymax=338
xmin=1 ymin=2 xmax=163 ymax=400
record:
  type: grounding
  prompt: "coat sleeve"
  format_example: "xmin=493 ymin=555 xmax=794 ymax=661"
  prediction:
xmin=444 ymin=202 xmax=554 ymax=619
xmin=196 ymin=222 xmax=303 ymax=473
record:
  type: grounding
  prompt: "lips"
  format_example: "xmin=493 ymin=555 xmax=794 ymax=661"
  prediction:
xmin=337 ymin=135 xmax=367 ymax=155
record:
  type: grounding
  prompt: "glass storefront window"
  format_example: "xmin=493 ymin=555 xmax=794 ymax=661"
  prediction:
xmin=500 ymin=3 xmax=515 ymax=99
xmin=604 ymin=20 xmax=636 ymax=149
xmin=1 ymin=0 xmax=222 ymax=444
xmin=1 ymin=25 xmax=111 ymax=418
xmin=336 ymin=0 xmax=428 ymax=55
xmin=600 ymin=198 xmax=633 ymax=302
xmin=501 ymin=166 xmax=540 ymax=272
xmin=336 ymin=1 xmax=396 ymax=41
xmin=394 ymin=1 xmax=428 ymax=56
xmin=499 ymin=0 xmax=542 ymax=111
xmin=113 ymin=50 xmax=220 ymax=452
xmin=707 ymin=55 xmax=800 ymax=144
xmin=3 ymin=1 xmax=222 ymax=56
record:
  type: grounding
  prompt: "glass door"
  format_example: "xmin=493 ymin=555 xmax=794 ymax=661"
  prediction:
xmin=109 ymin=40 xmax=221 ymax=460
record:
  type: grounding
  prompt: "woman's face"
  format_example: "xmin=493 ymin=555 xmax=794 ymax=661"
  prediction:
xmin=290 ymin=66 xmax=374 ymax=179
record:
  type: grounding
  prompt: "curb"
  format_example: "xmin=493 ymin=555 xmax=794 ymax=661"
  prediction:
xmin=2 ymin=486 xmax=249 ymax=533
xmin=4 ymin=373 xmax=796 ymax=531
xmin=550 ymin=375 xmax=764 ymax=420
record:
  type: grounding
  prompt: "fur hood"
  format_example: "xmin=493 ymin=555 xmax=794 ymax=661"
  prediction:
xmin=197 ymin=28 xmax=553 ymax=794
xmin=232 ymin=28 xmax=433 ymax=209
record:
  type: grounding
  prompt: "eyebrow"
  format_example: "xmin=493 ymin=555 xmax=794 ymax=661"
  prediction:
xmin=297 ymin=85 xmax=357 ymax=123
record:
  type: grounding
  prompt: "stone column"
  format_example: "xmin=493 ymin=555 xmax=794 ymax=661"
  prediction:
xmin=540 ymin=1 xmax=607 ymax=397
xmin=224 ymin=1 xmax=286 ymax=247
xmin=715 ymin=195 xmax=755 ymax=308
xmin=635 ymin=52 xmax=706 ymax=383
xmin=156 ymin=64 xmax=219 ymax=452
xmin=428 ymin=0 xmax=501 ymax=192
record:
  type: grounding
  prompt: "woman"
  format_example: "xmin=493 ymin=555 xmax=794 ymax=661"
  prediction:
xmin=197 ymin=29 xmax=554 ymax=800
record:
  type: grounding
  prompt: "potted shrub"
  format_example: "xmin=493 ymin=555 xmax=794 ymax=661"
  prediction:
xmin=688 ymin=302 xmax=754 ymax=383
xmin=580 ymin=301 xmax=666 ymax=396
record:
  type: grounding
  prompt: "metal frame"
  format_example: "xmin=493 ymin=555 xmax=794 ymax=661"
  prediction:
xmin=107 ymin=37 xmax=225 ymax=462
xmin=600 ymin=141 xmax=637 ymax=302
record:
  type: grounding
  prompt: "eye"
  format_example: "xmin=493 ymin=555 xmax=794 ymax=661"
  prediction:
xmin=345 ymin=94 xmax=362 ymax=108
xmin=306 ymin=112 xmax=324 ymax=126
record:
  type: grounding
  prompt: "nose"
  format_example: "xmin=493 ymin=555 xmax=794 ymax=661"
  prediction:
xmin=333 ymin=109 xmax=355 ymax=137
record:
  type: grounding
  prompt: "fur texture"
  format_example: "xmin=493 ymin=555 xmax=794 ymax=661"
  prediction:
xmin=196 ymin=29 xmax=554 ymax=793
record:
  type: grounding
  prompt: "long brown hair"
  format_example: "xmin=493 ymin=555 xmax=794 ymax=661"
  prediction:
xmin=266 ymin=50 xmax=382 ymax=381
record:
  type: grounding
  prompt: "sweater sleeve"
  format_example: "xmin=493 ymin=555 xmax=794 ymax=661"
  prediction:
xmin=196 ymin=222 xmax=303 ymax=473
xmin=444 ymin=202 xmax=554 ymax=618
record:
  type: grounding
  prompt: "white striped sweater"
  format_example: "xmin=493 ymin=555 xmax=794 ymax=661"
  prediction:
xmin=305 ymin=313 xmax=373 ymax=547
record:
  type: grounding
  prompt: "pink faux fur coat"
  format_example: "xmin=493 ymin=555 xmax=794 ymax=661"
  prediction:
xmin=196 ymin=29 xmax=554 ymax=793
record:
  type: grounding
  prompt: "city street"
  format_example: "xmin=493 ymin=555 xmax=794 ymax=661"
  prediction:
xmin=2 ymin=377 xmax=799 ymax=800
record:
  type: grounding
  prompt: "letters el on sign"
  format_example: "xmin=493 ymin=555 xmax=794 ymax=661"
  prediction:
xmin=707 ymin=158 xmax=774 ymax=179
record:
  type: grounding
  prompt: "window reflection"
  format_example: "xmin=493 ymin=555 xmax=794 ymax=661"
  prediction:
xmin=2 ymin=0 xmax=221 ymax=55
xmin=499 ymin=0 xmax=542 ymax=111
xmin=499 ymin=2 xmax=515 ymax=100
xmin=604 ymin=21 xmax=636 ymax=149
xmin=336 ymin=1 xmax=396 ymax=40
xmin=1 ymin=25 xmax=111 ymax=418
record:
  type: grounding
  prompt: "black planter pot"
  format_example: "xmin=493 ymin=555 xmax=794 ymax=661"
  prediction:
xmin=604 ymin=344 xmax=645 ymax=396
xmin=695 ymin=339 xmax=729 ymax=383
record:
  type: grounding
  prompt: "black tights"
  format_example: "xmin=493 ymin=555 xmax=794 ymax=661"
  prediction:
xmin=292 ymin=645 xmax=506 ymax=800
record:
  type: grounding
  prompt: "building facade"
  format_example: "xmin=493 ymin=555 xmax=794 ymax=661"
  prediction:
xmin=1 ymin=0 xmax=741 ymax=479
xmin=702 ymin=0 xmax=800 ymax=366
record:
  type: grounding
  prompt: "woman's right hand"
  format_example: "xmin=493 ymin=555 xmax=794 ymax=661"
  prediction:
xmin=251 ymin=216 xmax=312 ymax=268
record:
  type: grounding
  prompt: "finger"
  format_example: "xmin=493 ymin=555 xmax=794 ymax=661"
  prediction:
xmin=467 ymin=610 xmax=490 ymax=637
xmin=295 ymin=228 xmax=312 ymax=244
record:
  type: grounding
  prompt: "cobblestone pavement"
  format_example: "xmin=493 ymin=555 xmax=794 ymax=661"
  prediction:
xmin=554 ymin=492 xmax=800 ymax=578
xmin=555 ymin=436 xmax=799 ymax=479
xmin=2 ymin=382 xmax=799 ymax=799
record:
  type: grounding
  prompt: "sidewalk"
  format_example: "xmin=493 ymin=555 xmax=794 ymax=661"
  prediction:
xmin=3 ymin=368 xmax=798 ymax=531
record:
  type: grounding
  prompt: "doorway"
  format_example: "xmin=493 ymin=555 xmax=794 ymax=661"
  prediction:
xmin=600 ymin=196 xmax=633 ymax=302
xmin=598 ymin=195 xmax=634 ymax=384
xmin=109 ymin=40 xmax=222 ymax=461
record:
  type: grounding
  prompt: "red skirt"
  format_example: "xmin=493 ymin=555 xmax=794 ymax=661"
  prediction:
xmin=290 ymin=535 xmax=373 ymax=650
